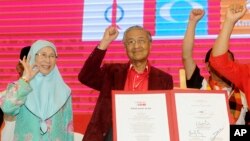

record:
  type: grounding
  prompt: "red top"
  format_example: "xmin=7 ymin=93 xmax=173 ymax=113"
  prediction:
xmin=124 ymin=64 xmax=150 ymax=91
xmin=210 ymin=52 xmax=250 ymax=108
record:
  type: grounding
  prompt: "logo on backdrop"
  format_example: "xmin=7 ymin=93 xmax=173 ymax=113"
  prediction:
xmin=104 ymin=5 xmax=124 ymax=23
xmin=155 ymin=0 xmax=208 ymax=36
xmin=82 ymin=0 xmax=208 ymax=41
xmin=82 ymin=0 xmax=144 ymax=41
xmin=82 ymin=0 xmax=250 ymax=41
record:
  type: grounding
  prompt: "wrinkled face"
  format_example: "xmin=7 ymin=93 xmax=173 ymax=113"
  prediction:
xmin=124 ymin=29 xmax=151 ymax=63
xmin=35 ymin=46 xmax=57 ymax=75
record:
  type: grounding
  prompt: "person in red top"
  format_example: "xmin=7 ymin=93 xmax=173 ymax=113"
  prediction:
xmin=78 ymin=25 xmax=173 ymax=141
xmin=182 ymin=8 xmax=247 ymax=124
xmin=210 ymin=2 xmax=250 ymax=123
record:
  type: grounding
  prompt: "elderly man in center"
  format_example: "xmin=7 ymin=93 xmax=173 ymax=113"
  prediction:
xmin=78 ymin=25 xmax=174 ymax=141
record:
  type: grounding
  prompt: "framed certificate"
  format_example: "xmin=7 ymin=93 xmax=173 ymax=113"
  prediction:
xmin=170 ymin=89 xmax=231 ymax=141
xmin=112 ymin=91 xmax=174 ymax=141
xmin=112 ymin=89 xmax=231 ymax=141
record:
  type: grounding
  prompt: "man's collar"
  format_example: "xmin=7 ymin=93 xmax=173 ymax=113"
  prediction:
xmin=129 ymin=62 xmax=150 ymax=73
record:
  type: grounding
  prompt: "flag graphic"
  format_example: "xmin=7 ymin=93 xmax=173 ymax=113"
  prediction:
xmin=155 ymin=0 xmax=208 ymax=37
xmin=82 ymin=0 xmax=145 ymax=41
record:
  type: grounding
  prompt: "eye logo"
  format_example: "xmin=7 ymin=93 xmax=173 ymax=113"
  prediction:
xmin=82 ymin=0 xmax=145 ymax=41
xmin=104 ymin=5 xmax=124 ymax=23
xmin=159 ymin=0 xmax=203 ymax=22
xmin=156 ymin=0 xmax=207 ymax=36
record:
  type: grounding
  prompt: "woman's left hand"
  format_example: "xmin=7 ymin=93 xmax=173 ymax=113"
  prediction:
xmin=19 ymin=56 xmax=39 ymax=82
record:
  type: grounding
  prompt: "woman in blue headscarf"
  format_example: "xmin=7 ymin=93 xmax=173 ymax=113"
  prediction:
xmin=1 ymin=40 xmax=74 ymax=141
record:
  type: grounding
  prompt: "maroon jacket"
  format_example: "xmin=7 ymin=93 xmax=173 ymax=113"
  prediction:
xmin=78 ymin=47 xmax=173 ymax=141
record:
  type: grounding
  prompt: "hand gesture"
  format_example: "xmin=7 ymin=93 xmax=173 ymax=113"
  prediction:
xmin=19 ymin=56 xmax=39 ymax=82
xmin=225 ymin=3 xmax=247 ymax=24
xmin=189 ymin=9 xmax=205 ymax=23
xmin=99 ymin=26 xmax=119 ymax=50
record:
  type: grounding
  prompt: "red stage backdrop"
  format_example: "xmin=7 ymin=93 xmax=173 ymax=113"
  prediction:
xmin=0 ymin=0 xmax=250 ymax=134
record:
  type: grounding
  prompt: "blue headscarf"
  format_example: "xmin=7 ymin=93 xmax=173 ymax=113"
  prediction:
xmin=25 ymin=40 xmax=71 ymax=134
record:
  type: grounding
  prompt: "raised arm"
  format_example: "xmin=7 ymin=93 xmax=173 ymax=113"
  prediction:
xmin=1 ymin=57 xmax=38 ymax=115
xmin=212 ymin=3 xmax=247 ymax=56
xmin=98 ymin=26 xmax=119 ymax=50
xmin=182 ymin=9 xmax=204 ymax=80
xmin=78 ymin=26 xmax=119 ymax=90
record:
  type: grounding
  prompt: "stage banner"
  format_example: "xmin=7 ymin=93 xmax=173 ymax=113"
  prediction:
xmin=112 ymin=89 xmax=231 ymax=141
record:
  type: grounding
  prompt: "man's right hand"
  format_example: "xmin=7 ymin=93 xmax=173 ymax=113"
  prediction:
xmin=99 ymin=26 xmax=119 ymax=50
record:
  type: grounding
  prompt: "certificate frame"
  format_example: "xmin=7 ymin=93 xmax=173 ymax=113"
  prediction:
xmin=112 ymin=89 xmax=232 ymax=141
xmin=170 ymin=89 xmax=232 ymax=141
xmin=112 ymin=90 xmax=175 ymax=141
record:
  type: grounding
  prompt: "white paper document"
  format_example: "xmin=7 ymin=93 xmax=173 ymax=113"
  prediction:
xmin=114 ymin=93 xmax=170 ymax=141
xmin=175 ymin=93 xmax=230 ymax=141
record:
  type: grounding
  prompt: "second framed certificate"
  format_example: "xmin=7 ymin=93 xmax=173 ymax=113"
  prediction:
xmin=112 ymin=89 xmax=231 ymax=141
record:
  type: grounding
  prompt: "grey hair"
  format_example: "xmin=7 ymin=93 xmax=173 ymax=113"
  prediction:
xmin=122 ymin=25 xmax=152 ymax=44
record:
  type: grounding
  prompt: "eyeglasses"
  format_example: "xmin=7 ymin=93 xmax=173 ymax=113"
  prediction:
xmin=126 ymin=39 xmax=147 ymax=46
xmin=36 ymin=53 xmax=57 ymax=60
